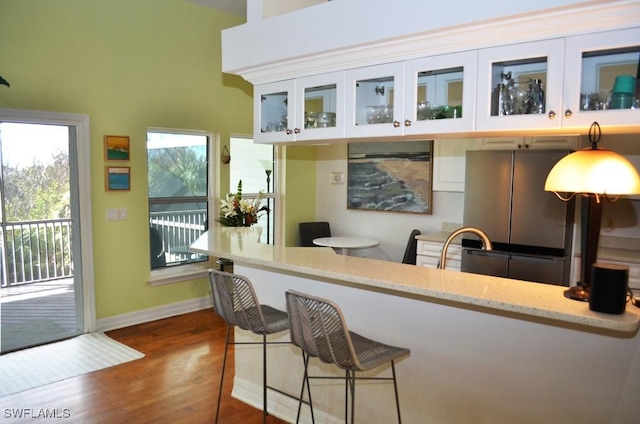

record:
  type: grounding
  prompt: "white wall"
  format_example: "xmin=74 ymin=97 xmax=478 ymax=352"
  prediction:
xmin=315 ymin=143 xmax=463 ymax=262
xmin=314 ymin=135 xmax=640 ymax=261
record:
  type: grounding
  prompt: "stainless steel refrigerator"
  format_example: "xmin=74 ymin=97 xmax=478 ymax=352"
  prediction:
xmin=461 ymin=149 xmax=575 ymax=286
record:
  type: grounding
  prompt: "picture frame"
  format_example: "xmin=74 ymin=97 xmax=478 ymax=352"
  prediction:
xmin=105 ymin=166 xmax=131 ymax=191
xmin=104 ymin=135 xmax=130 ymax=161
xmin=348 ymin=140 xmax=433 ymax=214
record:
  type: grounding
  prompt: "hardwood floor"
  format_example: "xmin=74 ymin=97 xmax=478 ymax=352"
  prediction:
xmin=0 ymin=310 xmax=288 ymax=423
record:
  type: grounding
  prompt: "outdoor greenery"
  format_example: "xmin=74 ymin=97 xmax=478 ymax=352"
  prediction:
xmin=147 ymin=146 xmax=207 ymax=198
xmin=3 ymin=151 xmax=70 ymax=221
xmin=2 ymin=152 xmax=72 ymax=285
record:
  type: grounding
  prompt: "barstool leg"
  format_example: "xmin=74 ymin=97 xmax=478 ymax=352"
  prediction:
xmin=263 ymin=334 xmax=268 ymax=424
xmin=350 ymin=371 xmax=356 ymax=424
xmin=215 ymin=325 xmax=232 ymax=424
xmin=296 ymin=352 xmax=315 ymax=424
xmin=391 ymin=361 xmax=402 ymax=424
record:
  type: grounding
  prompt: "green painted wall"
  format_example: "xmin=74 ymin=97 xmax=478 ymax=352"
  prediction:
xmin=0 ymin=0 xmax=254 ymax=319
xmin=283 ymin=145 xmax=317 ymax=246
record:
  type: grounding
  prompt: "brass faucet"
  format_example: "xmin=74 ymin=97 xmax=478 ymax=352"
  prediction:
xmin=438 ymin=227 xmax=493 ymax=269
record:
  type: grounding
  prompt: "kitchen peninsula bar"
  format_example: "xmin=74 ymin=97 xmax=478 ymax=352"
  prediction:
xmin=190 ymin=228 xmax=640 ymax=424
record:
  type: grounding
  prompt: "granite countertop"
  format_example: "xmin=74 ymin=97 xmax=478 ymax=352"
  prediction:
xmin=190 ymin=228 xmax=640 ymax=335
xmin=418 ymin=231 xmax=640 ymax=265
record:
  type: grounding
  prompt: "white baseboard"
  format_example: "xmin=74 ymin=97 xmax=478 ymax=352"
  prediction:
xmin=96 ymin=296 xmax=212 ymax=332
xmin=231 ymin=376 xmax=340 ymax=424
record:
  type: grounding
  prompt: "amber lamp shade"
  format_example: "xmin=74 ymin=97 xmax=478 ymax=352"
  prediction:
xmin=545 ymin=147 xmax=640 ymax=196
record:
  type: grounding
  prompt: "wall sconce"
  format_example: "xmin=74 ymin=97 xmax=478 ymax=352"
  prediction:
xmin=545 ymin=122 xmax=640 ymax=301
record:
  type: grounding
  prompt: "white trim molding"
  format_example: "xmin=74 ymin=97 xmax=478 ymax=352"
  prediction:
xmin=96 ymin=296 xmax=212 ymax=332
xmin=223 ymin=1 xmax=640 ymax=85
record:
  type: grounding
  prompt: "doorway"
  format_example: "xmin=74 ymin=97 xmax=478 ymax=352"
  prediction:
xmin=0 ymin=110 xmax=95 ymax=353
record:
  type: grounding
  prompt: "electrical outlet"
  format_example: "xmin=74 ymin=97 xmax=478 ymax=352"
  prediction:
xmin=331 ymin=172 xmax=345 ymax=185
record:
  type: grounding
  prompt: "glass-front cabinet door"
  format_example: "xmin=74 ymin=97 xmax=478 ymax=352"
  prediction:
xmin=294 ymin=72 xmax=345 ymax=141
xmin=476 ymin=39 xmax=564 ymax=132
xmin=344 ymin=62 xmax=405 ymax=138
xmin=254 ymin=80 xmax=294 ymax=143
xmin=254 ymin=73 xmax=344 ymax=143
xmin=404 ymin=51 xmax=477 ymax=135
xmin=563 ymin=27 xmax=640 ymax=130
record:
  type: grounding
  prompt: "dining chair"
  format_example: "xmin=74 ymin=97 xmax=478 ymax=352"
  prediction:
xmin=149 ymin=227 xmax=166 ymax=268
xmin=208 ymin=269 xmax=290 ymax=424
xmin=298 ymin=221 xmax=331 ymax=247
xmin=401 ymin=229 xmax=421 ymax=265
xmin=285 ymin=289 xmax=410 ymax=424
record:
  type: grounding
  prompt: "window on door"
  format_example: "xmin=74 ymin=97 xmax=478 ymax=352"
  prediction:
xmin=147 ymin=129 xmax=211 ymax=269
xmin=229 ymin=137 xmax=275 ymax=244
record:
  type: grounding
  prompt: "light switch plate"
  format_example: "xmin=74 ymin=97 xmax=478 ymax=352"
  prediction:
xmin=331 ymin=172 xmax=345 ymax=185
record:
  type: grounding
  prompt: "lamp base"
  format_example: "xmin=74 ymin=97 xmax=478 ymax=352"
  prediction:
xmin=563 ymin=285 xmax=589 ymax=301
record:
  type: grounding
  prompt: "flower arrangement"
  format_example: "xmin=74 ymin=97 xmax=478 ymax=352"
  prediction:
xmin=218 ymin=180 xmax=269 ymax=227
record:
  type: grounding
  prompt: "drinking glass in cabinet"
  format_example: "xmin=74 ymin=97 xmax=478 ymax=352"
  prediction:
xmin=489 ymin=57 xmax=548 ymax=117
xmin=355 ymin=76 xmax=395 ymax=126
xmin=415 ymin=66 xmax=464 ymax=121
xmin=579 ymin=47 xmax=639 ymax=111
xmin=304 ymin=84 xmax=338 ymax=128
xmin=260 ymin=91 xmax=288 ymax=133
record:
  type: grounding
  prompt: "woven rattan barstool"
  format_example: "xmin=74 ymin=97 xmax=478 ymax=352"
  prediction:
xmin=208 ymin=269 xmax=290 ymax=424
xmin=285 ymin=289 xmax=410 ymax=424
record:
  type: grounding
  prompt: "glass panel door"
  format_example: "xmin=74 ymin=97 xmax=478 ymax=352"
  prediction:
xmin=0 ymin=122 xmax=83 ymax=353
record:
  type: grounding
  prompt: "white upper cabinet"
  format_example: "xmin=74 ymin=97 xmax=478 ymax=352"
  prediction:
xmin=477 ymin=27 xmax=639 ymax=133
xmin=476 ymin=39 xmax=565 ymax=132
xmin=403 ymin=51 xmax=477 ymax=135
xmin=254 ymin=72 xmax=345 ymax=143
xmin=253 ymin=22 xmax=640 ymax=143
xmin=344 ymin=51 xmax=477 ymax=138
xmin=563 ymin=27 xmax=640 ymax=130
xmin=344 ymin=62 xmax=406 ymax=138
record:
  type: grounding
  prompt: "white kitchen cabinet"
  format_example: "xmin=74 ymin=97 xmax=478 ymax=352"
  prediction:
xmin=572 ymin=256 xmax=640 ymax=290
xmin=477 ymin=27 xmax=640 ymax=134
xmin=481 ymin=135 xmax=579 ymax=150
xmin=255 ymin=27 xmax=640 ymax=144
xmin=344 ymin=52 xmax=477 ymax=138
xmin=254 ymin=72 xmax=345 ymax=143
xmin=476 ymin=38 xmax=565 ymax=132
xmin=403 ymin=51 xmax=477 ymax=135
xmin=416 ymin=240 xmax=461 ymax=271
xmin=563 ymin=27 xmax=640 ymax=130
xmin=432 ymin=138 xmax=482 ymax=192
xmin=344 ymin=62 xmax=406 ymax=138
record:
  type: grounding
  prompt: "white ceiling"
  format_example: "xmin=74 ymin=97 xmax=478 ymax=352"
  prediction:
xmin=185 ymin=0 xmax=246 ymax=18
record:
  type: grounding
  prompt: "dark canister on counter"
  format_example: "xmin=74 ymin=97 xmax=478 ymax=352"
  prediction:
xmin=588 ymin=262 xmax=629 ymax=314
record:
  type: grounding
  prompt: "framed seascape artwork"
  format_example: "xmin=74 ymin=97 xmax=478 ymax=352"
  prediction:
xmin=105 ymin=166 xmax=131 ymax=191
xmin=347 ymin=140 xmax=433 ymax=214
xmin=104 ymin=135 xmax=130 ymax=161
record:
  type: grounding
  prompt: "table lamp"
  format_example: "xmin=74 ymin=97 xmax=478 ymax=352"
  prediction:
xmin=544 ymin=122 xmax=640 ymax=301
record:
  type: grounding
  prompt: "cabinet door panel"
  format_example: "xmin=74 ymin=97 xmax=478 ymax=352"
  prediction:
xmin=254 ymin=80 xmax=295 ymax=144
xmin=404 ymin=51 xmax=477 ymax=134
xmin=344 ymin=62 xmax=406 ymax=138
xmin=294 ymin=72 xmax=346 ymax=141
xmin=476 ymin=39 xmax=564 ymax=132
xmin=563 ymin=27 xmax=640 ymax=130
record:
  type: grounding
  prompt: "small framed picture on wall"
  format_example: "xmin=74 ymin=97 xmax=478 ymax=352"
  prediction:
xmin=105 ymin=166 xmax=131 ymax=191
xmin=104 ymin=135 xmax=130 ymax=161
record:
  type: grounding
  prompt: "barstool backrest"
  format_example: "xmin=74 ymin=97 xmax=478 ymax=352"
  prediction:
xmin=285 ymin=290 xmax=360 ymax=370
xmin=208 ymin=269 xmax=270 ymax=334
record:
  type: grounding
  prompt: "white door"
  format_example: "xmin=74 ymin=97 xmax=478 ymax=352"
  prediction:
xmin=0 ymin=110 xmax=94 ymax=353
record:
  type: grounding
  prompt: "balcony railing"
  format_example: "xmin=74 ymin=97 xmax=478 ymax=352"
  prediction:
xmin=1 ymin=207 xmax=272 ymax=286
xmin=150 ymin=210 xmax=208 ymax=263
xmin=1 ymin=219 xmax=73 ymax=288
